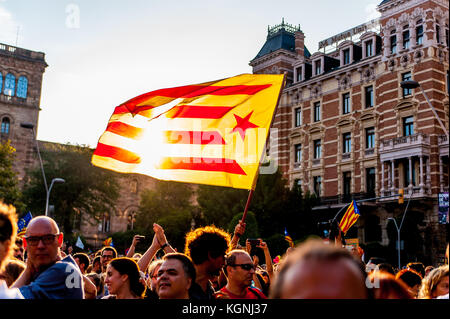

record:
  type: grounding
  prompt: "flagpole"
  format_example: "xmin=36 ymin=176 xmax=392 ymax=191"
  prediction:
xmin=239 ymin=72 xmax=287 ymax=225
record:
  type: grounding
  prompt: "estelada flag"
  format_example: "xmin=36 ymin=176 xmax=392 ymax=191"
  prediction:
xmin=92 ymin=74 xmax=285 ymax=190
xmin=103 ymin=237 xmax=114 ymax=247
xmin=338 ymin=200 xmax=360 ymax=235
xmin=284 ymin=228 xmax=294 ymax=248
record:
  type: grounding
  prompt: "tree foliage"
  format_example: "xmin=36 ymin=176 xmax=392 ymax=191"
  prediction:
xmin=22 ymin=143 xmax=119 ymax=235
xmin=0 ymin=140 xmax=24 ymax=212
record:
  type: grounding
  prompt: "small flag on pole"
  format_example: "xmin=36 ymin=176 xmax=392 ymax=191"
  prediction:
xmin=338 ymin=200 xmax=360 ymax=235
xmin=284 ymin=228 xmax=294 ymax=248
xmin=75 ymin=236 xmax=84 ymax=250
xmin=91 ymin=74 xmax=285 ymax=190
xmin=103 ymin=237 xmax=114 ymax=247
xmin=17 ymin=212 xmax=32 ymax=237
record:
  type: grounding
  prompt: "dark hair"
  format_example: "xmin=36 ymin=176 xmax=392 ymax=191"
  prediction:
xmin=101 ymin=246 xmax=117 ymax=258
xmin=406 ymin=262 xmax=425 ymax=278
xmin=2 ymin=258 xmax=25 ymax=286
xmin=184 ymin=226 xmax=230 ymax=265
xmin=86 ymin=272 xmax=104 ymax=295
xmin=396 ymin=269 xmax=423 ymax=288
xmin=109 ymin=257 xmax=146 ymax=298
xmin=93 ymin=256 xmax=101 ymax=265
xmin=377 ymin=263 xmax=395 ymax=275
xmin=73 ymin=253 xmax=90 ymax=269
xmin=162 ymin=253 xmax=196 ymax=284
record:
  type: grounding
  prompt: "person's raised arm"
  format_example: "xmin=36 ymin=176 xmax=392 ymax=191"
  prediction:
xmin=258 ymin=240 xmax=274 ymax=281
xmin=137 ymin=230 xmax=161 ymax=273
xmin=126 ymin=235 xmax=143 ymax=258
xmin=230 ymin=221 xmax=245 ymax=250
xmin=153 ymin=223 xmax=175 ymax=254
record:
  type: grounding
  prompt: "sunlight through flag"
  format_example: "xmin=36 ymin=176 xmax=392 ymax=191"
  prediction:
xmin=92 ymin=74 xmax=284 ymax=190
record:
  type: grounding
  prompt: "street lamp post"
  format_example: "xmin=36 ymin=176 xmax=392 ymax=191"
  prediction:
xmin=400 ymin=80 xmax=449 ymax=140
xmin=20 ymin=122 xmax=65 ymax=216
xmin=388 ymin=217 xmax=401 ymax=270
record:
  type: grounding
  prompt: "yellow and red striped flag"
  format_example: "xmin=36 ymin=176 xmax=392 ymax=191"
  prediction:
xmin=338 ymin=200 xmax=360 ymax=235
xmin=92 ymin=74 xmax=284 ymax=190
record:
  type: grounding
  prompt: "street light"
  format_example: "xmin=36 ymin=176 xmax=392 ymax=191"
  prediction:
xmin=46 ymin=178 xmax=65 ymax=217
xmin=20 ymin=122 xmax=65 ymax=216
xmin=400 ymin=80 xmax=449 ymax=140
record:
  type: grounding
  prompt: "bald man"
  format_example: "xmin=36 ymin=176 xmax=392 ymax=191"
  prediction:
xmin=270 ymin=239 xmax=370 ymax=299
xmin=11 ymin=216 xmax=84 ymax=299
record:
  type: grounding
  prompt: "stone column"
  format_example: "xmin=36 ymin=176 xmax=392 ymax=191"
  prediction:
xmin=408 ymin=157 xmax=413 ymax=192
xmin=391 ymin=160 xmax=396 ymax=192
xmin=426 ymin=157 xmax=431 ymax=194
xmin=381 ymin=161 xmax=385 ymax=195
xmin=439 ymin=156 xmax=444 ymax=192
xmin=419 ymin=156 xmax=424 ymax=195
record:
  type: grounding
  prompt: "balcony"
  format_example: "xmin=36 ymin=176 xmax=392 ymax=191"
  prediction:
xmin=438 ymin=135 xmax=449 ymax=157
xmin=380 ymin=133 xmax=430 ymax=162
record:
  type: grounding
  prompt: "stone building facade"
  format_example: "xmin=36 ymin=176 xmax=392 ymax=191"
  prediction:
xmin=0 ymin=43 xmax=157 ymax=249
xmin=250 ymin=0 xmax=449 ymax=265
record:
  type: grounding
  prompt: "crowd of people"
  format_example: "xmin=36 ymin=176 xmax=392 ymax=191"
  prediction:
xmin=0 ymin=201 xmax=448 ymax=299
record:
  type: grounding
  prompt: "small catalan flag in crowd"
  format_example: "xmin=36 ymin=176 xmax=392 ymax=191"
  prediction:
xmin=338 ymin=200 xmax=360 ymax=235
xmin=284 ymin=228 xmax=294 ymax=248
xmin=103 ymin=237 xmax=114 ymax=247
xmin=17 ymin=212 xmax=32 ymax=237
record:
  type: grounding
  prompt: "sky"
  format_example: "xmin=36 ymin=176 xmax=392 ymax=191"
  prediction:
xmin=1 ymin=0 xmax=381 ymax=147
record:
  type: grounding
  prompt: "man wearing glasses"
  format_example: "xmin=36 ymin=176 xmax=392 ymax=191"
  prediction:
xmin=11 ymin=216 xmax=84 ymax=299
xmin=215 ymin=250 xmax=266 ymax=299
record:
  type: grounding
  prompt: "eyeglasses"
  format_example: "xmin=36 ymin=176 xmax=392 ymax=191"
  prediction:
xmin=229 ymin=263 xmax=255 ymax=271
xmin=24 ymin=234 xmax=59 ymax=246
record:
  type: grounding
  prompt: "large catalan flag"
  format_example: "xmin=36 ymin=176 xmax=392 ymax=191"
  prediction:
xmin=92 ymin=74 xmax=284 ymax=190
xmin=17 ymin=212 xmax=32 ymax=237
xmin=338 ymin=200 xmax=360 ymax=235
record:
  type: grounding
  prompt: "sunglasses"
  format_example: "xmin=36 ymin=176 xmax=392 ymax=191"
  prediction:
xmin=229 ymin=263 xmax=255 ymax=271
xmin=24 ymin=234 xmax=59 ymax=246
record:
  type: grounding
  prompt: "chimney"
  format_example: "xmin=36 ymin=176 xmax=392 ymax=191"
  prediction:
xmin=295 ymin=30 xmax=305 ymax=58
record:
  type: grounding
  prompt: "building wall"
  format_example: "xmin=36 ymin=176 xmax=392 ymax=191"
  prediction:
xmin=251 ymin=0 xmax=449 ymax=265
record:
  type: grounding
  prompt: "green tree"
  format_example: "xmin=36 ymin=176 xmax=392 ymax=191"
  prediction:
xmin=196 ymin=184 xmax=247 ymax=228
xmin=22 ymin=143 xmax=119 ymax=235
xmin=135 ymin=180 xmax=194 ymax=250
xmin=0 ymin=140 xmax=24 ymax=212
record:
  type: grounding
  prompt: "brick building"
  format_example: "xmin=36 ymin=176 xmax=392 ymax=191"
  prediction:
xmin=250 ymin=0 xmax=449 ymax=265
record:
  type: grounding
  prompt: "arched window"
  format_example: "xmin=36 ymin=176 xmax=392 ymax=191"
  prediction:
xmin=0 ymin=74 xmax=3 ymax=92
xmin=16 ymin=76 xmax=28 ymax=98
xmin=3 ymin=73 xmax=15 ymax=96
xmin=127 ymin=210 xmax=137 ymax=230
xmin=1 ymin=117 xmax=10 ymax=134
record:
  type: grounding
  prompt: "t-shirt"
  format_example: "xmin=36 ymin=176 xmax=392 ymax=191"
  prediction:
xmin=19 ymin=255 xmax=84 ymax=299
xmin=0 ymin=280 xmax=24 ymax=299
xmin=189 ymin=281 xmax=215 ymax=300
xmin=216 ymin=286 xmax=267 ymax=299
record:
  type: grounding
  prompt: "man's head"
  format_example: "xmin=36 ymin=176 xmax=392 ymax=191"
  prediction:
xmin=407 ymin=262 xmax=425 ymax=279
xmin=184 ymin=226 xmax=231 ymax=277
xmin=23 ymin=216 xmax=63 ymax=272
xmin=270 ymin=239 xmax=369 ymax=299
xmin=73 ymin=252 xmax=90 ymax=274
xmin=100 ymin=246 xmax=117 ymax=271
xmin=14 ymin=237 xmax=24 ymax=261
xmin=0 ymin=202 xmax=18 ymax=272
xmin=92 ymin=256 xmax=102 ymax=273
xmin=157 ymin=253 xmax=196 ymax=299
xmin=224 ymin=250 xmax=256 ymax=289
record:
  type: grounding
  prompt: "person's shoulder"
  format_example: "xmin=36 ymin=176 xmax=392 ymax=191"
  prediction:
xmin=214 ymin=287 xmax=231 ymax=299
xmin=247 ymin=287 xmax=267 ymax=299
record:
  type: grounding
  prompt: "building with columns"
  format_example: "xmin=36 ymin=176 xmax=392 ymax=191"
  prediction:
xmin=250 ymin=0 xmax=449 ymax=265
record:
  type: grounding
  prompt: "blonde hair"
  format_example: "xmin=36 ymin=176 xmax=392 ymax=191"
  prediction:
xmin=0 ymin=202 xmax=18 ymax=272
xmin=418 ymin=265 xmax=449 ymax=299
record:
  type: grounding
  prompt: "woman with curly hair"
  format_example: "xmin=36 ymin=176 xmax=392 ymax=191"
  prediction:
xmin=418 ymin=265 xmax=449 ymax=299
